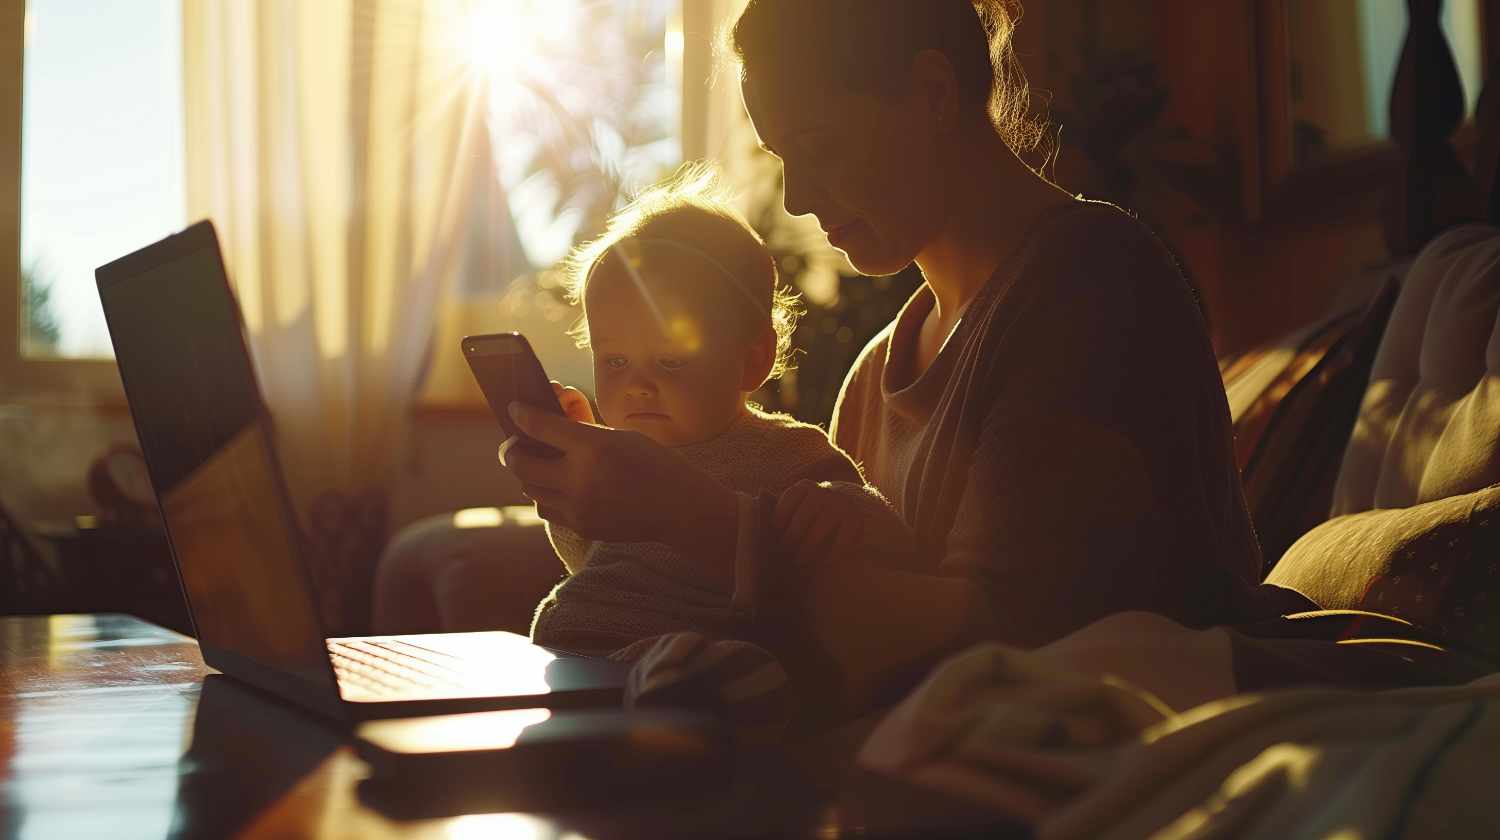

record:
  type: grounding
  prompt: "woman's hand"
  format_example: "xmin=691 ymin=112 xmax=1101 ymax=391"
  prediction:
xmin=550 ymin=381 xmax=596 ymax=424
xmin=774 ymin=480 xmax=867 ymax=568
xmin=499 ymin=402 xmax=739 ymax=582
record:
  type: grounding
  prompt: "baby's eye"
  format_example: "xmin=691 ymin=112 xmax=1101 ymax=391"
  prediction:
xmin=604 ymin=356 xmax=629 ymax=370
xmin=657 ymin=357 xmax=686 ymax=371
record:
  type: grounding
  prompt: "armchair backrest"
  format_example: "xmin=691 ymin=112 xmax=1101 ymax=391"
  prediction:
xmin=1331 ymin=224 xmax=1500 ymax=516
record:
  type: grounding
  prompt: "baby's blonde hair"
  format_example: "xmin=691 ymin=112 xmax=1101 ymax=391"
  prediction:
xmin=561 ymin=162 xmax=803 ymax=381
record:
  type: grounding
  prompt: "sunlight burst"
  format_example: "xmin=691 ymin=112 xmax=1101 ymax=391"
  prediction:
xmin=456 ymin=0 xmax=582 ymax=118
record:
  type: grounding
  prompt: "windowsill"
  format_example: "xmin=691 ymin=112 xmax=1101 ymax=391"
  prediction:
xmin=2 ymin=390 xmax=511 ymax=421
xmin=0 ymin=355 xmax=129 ymax=411
xmin=0 ymin=392 xmax=132 ymax=414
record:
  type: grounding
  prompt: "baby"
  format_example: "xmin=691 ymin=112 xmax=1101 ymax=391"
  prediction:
xmin=528 ymin=165 xmax=903 ymax=731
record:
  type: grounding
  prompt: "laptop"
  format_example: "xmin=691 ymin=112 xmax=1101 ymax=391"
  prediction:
xmin=95 ymin=220 xmax=628 ymax=723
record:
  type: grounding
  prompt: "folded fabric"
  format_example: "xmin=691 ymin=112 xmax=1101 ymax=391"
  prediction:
xmin=858 ymin=643 xmax=1173 ymax=824
xmin=858 ymin=640 xmax=1500 ymax=839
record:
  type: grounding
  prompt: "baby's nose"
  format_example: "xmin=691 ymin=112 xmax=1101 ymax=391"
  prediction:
xmin=625 ymin=373 xmax=657 ymax=398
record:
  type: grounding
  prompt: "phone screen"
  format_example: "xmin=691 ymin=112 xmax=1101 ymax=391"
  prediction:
xmin=462 ymin=333 xmax=565 ymax=455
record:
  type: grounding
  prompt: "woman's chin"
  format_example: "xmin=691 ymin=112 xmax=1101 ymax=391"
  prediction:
xmin=830 ymin=232 xmax=915 ymax=277
xmin=843 ymin=247 xmax=915 ymax=278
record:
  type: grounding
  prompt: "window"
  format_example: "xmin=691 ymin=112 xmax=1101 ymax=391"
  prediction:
xmin=0 ymin=2 xmax=182 ymax=397
xmin=19 ymin=0 xmax=185 ymax=361
xmin=1289 ymin=0 xmax=1485 ymax=166
xmin=420 ymin=0 xmax=701 ymax=406
xmin=2 ymin=0 xmax=711 ymax=403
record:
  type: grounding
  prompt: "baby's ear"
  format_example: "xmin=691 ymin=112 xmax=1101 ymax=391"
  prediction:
xmin=739 ymin=326 xmax=777 ymax=392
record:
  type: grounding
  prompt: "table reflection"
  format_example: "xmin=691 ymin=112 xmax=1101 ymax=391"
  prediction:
xmin=2 ymin=615 xmax=202 ymax=840
xmin=1 ymin=615 xmax=1019 ymax=838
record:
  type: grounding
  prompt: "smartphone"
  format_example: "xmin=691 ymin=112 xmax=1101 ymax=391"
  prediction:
xmin=462 ymin=332 xmax=566 ymax=456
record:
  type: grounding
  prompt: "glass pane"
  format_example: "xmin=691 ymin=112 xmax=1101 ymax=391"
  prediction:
xmin=1289 ymin=0 xmax=1484 ymax=166
xmin=20 ymin=0 xmax=185 ymax=359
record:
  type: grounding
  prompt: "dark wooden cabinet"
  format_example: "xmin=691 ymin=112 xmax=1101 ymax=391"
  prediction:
xmin=14 ymin=518 xmax=191 ymax=635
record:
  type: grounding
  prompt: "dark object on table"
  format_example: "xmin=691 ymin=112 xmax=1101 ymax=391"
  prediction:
xmin=15 ymin=515 xmax=189 ymax=635
xmin=356 ymin=706 xmax=728 ymax=815
xmin=1 ymin=498 xmax=58 ymax=614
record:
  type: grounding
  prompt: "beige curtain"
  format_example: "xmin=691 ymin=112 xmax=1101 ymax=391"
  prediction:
xmin=182 ymin=0 xmax=499 ymax=632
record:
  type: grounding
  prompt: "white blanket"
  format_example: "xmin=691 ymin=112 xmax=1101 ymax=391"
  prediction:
xmin=858 ymin=643 xmax=1500 ymax=839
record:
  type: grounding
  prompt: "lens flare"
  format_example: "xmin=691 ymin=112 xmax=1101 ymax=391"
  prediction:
xmin=667 ymin=315 xmax=702 ymax=354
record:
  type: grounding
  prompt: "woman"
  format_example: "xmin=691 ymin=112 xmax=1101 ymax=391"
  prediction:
xmin=501 ymin=0 xmax=1403 ymax=708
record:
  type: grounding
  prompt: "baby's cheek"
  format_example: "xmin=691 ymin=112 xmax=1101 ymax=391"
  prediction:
xmin=591 ymin=384 xmax=621 ymax=426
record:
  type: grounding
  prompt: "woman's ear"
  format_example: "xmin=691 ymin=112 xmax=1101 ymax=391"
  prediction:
xmin=909 ymin=49 xmax=963 ymax=131
xmin=739 ymin=326 xmax=777 ymax=392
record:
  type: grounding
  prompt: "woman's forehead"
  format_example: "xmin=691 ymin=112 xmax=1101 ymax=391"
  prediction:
xmin=741 ymin=77 xmax=841 ymax=144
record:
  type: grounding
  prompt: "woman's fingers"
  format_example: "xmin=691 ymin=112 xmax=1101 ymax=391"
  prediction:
xmin=800 ymin=514 xmax=841 ymax=557
xmin=504 ymin=446 xmax=570 ymax=495
xmin=829 ymin=520 xmax=862 ymax=562
xmin=525 ymin=488 xmax=576 ymax=528
xmin=510 ymin=401 xmax=596 ymax=450
xmin=497 ymin=437 xmax=519 ymax=468
xmin=549 ymin=382 xmax=595 ymax=423
xmin=774 ymin=480 xmax=814 ymax=531
xmin=781 ymin=492 xmax=827 ymax=551
xmin=777 ymin=486 xmax=869 ymax=567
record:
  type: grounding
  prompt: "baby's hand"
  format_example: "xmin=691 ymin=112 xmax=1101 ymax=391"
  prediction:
xmin=773 ymin=480 xmax=867 ymax=568
xmin=551 ymin=381 xmax=596 ymax=424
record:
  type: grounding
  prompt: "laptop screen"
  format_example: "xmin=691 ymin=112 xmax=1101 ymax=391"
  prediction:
xmin=97 ymin=223 xmax=337 ymax=697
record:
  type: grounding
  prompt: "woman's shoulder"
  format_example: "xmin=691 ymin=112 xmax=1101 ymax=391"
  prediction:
xmin=1032 ymin=199 xmax=1177 ymax=272
xmin=956 ymin=197 xmax=1210 ymax=383
xmin=1012 ymin=197 xmax=1197 ymax=318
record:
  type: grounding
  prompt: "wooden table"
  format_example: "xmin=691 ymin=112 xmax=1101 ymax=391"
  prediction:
xmin=0 ymin=614 xmax=1023 ymax=838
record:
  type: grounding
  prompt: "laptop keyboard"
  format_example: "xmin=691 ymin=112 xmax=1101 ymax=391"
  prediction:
xmin=327 ymin=638 xmax=472 ymax=695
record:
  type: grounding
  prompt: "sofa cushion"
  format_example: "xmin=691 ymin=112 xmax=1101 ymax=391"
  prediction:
xmin=1267 ymin=483 xmax=1500 ymax=661
xmin=1332 ymin=224 xmax=1500 ymax=515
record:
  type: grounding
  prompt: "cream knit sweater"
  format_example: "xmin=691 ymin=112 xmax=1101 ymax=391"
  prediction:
xmin=531 ymin=406 xmax=901 ymax=655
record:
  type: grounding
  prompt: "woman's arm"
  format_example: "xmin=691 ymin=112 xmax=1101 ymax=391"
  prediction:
xmin=502 ymin=403 xmax=741 ymax=589
xmin=799 ymin=562 xmax=994 ymax=705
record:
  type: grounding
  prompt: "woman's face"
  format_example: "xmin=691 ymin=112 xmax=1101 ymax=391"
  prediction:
xmin=742 ymin=73 xmax=946 ymax=277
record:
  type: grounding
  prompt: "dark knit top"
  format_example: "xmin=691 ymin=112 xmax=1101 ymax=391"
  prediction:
xmin=831 ymin=200 xmax=1266 ymax=647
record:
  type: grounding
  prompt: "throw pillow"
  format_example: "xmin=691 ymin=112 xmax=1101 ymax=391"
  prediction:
xmin=1266 ymin=483 xmax=1500 ymax=663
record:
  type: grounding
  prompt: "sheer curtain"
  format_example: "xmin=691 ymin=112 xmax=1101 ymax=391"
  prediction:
xmin=181 ymin=0 xmax=500 ymax=633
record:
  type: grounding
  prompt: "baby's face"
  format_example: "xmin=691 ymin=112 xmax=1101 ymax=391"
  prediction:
xmin=584 ymin=254 xmax=751 ymax=446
